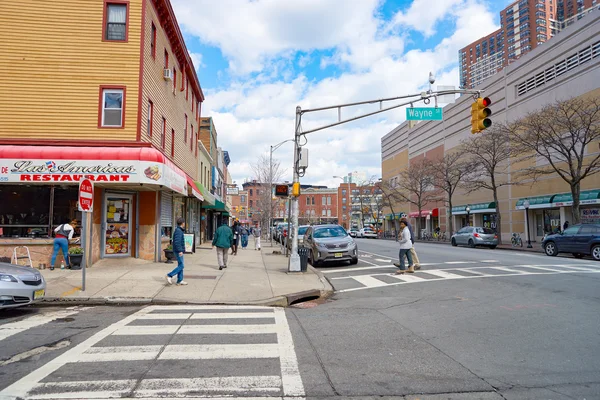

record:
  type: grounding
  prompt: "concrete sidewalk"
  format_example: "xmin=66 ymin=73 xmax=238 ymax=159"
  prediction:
xmin=39 ymin=238 xmax=332 ymax=307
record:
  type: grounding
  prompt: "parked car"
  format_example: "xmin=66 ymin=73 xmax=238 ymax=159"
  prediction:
xmin=542 ymin=224 xmax=600 ymax=260
xmin=0 ymin=262 xmax=46 ymax=310
xmin=287 ymin=225 xmax=310 ymax=250
xmin=358 ymin=228 xmax=377 ymax=239
xmin=303 ymin=224 xmax=358 ymax=266
xmin=349 ymin=229 xmax=358 ymax=238
xmin=451 ymin=226 xmax=498 ymax=249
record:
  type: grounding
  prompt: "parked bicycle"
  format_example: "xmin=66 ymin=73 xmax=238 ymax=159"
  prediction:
xmin=438 ymin=231 xmax=447 ymax=241
xmin=511 ymin=232 xmax=523 ymax=247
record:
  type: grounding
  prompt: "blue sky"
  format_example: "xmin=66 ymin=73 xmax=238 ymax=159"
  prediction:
xmin=172 ymin=0 xmax=505 ymax=188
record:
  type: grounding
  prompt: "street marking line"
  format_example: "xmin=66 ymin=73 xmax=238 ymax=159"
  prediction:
xmin=489 ymin=267 xmax=528 ymax=274
xmin=144 ymin=305 xmax=273 ymax=311
xmin=273 ymin=308 xmax=305 ymax=397
xmin=374 ymin=258 xmax=392 ymax=262
xmin=389 ymin=274 xmax=427 ymax=283
xmin=423 ymin=270 xmax=468 ymax=279
xmin=556 ymin=265 xmax=598 ymax=272
xmin=454 ymin=269 xmax=486 ymax=275
xmin=445 ymin=261 xmax=477 ymax=264
xmin=178 ymin=324 xmax=278 ymax=334
xmin=0 ymin=307 xmax=153 ymax=399
xmin=78 ymin=346 xmax=162 ymax=362
xmin=351 ymin=275 xmax=388 ymax=288
xmin=0 ymin=307 xmax=90 ymax=342
xmin=189 ymin=312 xmax=275 ymax=319
xmin=112 ymin=325 xmax=180 ymax=335
xmin=60 ymin=287 xmax=82 ymax=298
xmin=518 ymin=265 xmax=564 ymax=272
xmin=480 ymin=260 xmax=500 ymax=263
xmin=159 ymin=344 xmax=279 ymax=360
xmin=323 ymin=265 xmax=394 ymax=274
xmin=135 ymin=313 xmax=192 ymax=319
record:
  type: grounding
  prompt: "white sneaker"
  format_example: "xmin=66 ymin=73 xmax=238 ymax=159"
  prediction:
xmin=176 ymin=281 xmax=188 ymax=286
xmin=166 ymin=275 xmax=173 ymax=285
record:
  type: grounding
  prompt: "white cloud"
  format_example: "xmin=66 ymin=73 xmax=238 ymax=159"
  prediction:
xmin=189 ymin=52 xmax=204 ymax=73
xmin=172 ymin=0 xmax=500 ymax=188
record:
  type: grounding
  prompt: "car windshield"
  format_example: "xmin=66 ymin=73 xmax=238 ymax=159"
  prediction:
xmin=475 ymin=227 xmax=495 ymax=234
xmin=298 ymin=227 xmax=308 ymax=235
xmin=314 ymin=226 xmax=347 ymax=238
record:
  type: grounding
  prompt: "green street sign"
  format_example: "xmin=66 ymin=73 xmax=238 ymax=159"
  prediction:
xmin=406 ymin=107 xmax=443 ymax=121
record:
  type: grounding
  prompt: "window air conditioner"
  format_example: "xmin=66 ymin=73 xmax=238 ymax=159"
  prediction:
xmin=163 ymin=68 xmax=173 ymax=80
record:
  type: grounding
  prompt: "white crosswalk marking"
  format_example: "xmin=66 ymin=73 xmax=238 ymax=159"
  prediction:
xmin=0 ymin=306 xmax=92 ymax=342
xmin=334 ymin=264 xmax=600 ymax=293
xmin=0 ymin=305 xmax=305 ymax=399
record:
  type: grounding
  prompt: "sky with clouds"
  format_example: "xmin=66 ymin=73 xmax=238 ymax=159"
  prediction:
xmin=171 ymin=0 xmax=507 ymax=189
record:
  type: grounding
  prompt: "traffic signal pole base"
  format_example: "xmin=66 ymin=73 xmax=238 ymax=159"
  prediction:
xmin=288 ymin=253 xmax=301 ymax=272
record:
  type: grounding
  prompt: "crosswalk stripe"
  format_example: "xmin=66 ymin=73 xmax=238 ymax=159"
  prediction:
xmin=113 ymin=325 xmax=180 ymax=335
xmin=481 ymin=260 xmax=500 ymax=263
xmin=0 ymin=307 xmax=91 ymax=342
xmin=519 ymin=265 xmax=564 ymax=272
xmin=489 ymin=267 xmax=527 ymax=274
xmin=445 ymin=261 xmax=476 ymax=264
xmin=559 ymin=265 xmax=598 ymax=272
xmin=351 ymin=275 xmax=388 ymax=288
xmin=79 ymin=346 xmax=162 ymax=362
xmin=136 ymin=313 xmax=192 ymax=319
xmin=189 ymin=312 xmax=275 ymax=319
xmin=159 ymin=344 xmax=279 ymax=360
xmin=374 ymin=258 xmax=392 ymax=262
xmin=389 ymin=274 xmax=427 ymax=283
xmin=178 ymin=324 xmax=278 ymax=334
xmin=273 ymin=308 xmax=305 ymax=397
xmin=423 ymin=270 xmax=467 ymax=279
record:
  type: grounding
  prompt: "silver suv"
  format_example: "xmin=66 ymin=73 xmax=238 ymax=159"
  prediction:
xmin=303 ymin=224 xmax=358 ymax=266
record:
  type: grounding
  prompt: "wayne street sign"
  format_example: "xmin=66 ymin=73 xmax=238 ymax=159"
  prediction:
xmin=406 ymin=107 xmax=443 ymax=121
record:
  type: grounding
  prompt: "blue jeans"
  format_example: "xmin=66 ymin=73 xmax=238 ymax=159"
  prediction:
xmin=51 ymin=237 xmax=69 ymax=268
xmin=398 ymin=249 xmax=413 ymax=270
xmin=168 ymin=254 xmax=184 ymax=283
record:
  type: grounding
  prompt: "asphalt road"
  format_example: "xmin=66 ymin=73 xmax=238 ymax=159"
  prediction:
xmin=0 ymin=239 xmax=598 ymax=399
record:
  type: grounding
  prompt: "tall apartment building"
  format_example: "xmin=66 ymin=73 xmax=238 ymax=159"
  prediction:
xmin=459 ymin=0 xmax=597 ymax=88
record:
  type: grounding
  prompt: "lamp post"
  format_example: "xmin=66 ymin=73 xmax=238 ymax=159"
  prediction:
xmin=270 ymin=139 xmax=294 ymax=245
xmin=333 ymin=175 xmax=352 ymax=229
xmin=428 ymin=210 xmax=433 ymax=233
xmin=466 ymin=205 xmax=471 ymax=227
xmin=524 ymin=199 xmax=532 ymax=248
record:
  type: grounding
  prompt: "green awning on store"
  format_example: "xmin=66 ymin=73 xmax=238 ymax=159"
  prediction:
xmin=515 ymin=195 xmax=554 ymax=210
xmin=552 ymin=190 xmax=600 ymax=206
xmin=452 ymin=202 xmax=496 ymax=214
xmin=202 ymin=199 xmax=227 ymax=211
xmin=195 ymin=181 xmax=216 ymax=206
xmin=222 ymin=212 xmax=230 ymax=217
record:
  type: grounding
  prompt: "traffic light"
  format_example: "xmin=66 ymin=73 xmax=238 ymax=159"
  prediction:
xmin=470 ymin=97 xmax=492 ymax=134
xmin=292 ymin=182 xmax=301 ymax=197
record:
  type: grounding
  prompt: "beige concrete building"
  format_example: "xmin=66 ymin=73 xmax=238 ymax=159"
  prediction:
xmin=382 ymin=11 xmax=600 ymax=243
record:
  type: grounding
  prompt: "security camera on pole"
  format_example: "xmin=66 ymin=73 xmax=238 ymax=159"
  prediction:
xmin=288 ymin=73 xmax=485 ymax=273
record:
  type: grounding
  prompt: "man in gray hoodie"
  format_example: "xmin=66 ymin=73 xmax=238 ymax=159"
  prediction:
xmin=400 ymin=217 xmax=421 ymax=270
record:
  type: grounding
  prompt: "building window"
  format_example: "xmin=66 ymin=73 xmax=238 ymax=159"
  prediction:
xmin=257 ymin=189 xmax=260 ymax=196
xmin=147 ymin=100 xmax=153 ymax=137
xmin=241 ymin=195 xmax=246 ymax=203
xmin=161 ymin=117 xmax=166 ymax=149
xmin=322 ymin=197 xmax=326 ymax=205
xmin=164 ymin=49 xmax=169 ymax=69
xmin=190 ymin=124 xmax=194 ymax=151
xmin=322 ymin=209 xmax=326 ymax=216
xmin=171 ymin=129 xmax=175 ymax=157
xmin=195 ymin=132 xmax=198 ymax=157
xmin=99 ymin=87 xmax=125 ymax=128
xmin=342 ymin=189 xmax=347 ymax=196
xmin=173 ymin=68 xmax=177 ymax=94
xmin=327 ymin=196 xmax=332 ymax=205
xmin=327 ymin=209 xmax=331 ymax=217
xmin=150 ymin=22 xmax=156 ymax=59
xmin=249 ymin=189 xmax=253 ymax=196
xmin=184 ymin=115 xmax=187 ymax=143
xmin=104 ymin=2 xmax=128 ymax=41
xmin=312 ymin=197 xmax=315 ymax=205
xmin=306 ymin=197 xmax=310 ymax=205
xmin=249 ymin=200 xmax=253 ymax=208
xmin=186 ymin=78 xmax=189 ymax=100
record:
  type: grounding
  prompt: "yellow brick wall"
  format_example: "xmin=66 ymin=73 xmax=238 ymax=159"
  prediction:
xmin=139 ymin=2 xmax=199 ymax=180
xmin=0 ymin=0 xmax=142 ymax=140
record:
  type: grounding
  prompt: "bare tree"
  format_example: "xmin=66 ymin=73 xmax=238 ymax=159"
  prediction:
xmin=378 ymin=179 xmax=403 ymax=238
xmin=432 ymin=151 xmax=469 ymax=236
xmin=250 ymin=154 xmax=285 ymax=230
xmin=510 ymin=97 xmax=600 ymax=224
xmin=392 ymin=158 xmax=439 ymax=239
xmin=460 ymin=126 xmax=514 ymax=244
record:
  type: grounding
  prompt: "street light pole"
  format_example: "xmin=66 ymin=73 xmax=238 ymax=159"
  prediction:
xmin=524 ymin=199 xmax=532 ymax=248
xmin=466 ymin=205 xmax=471 ymax=227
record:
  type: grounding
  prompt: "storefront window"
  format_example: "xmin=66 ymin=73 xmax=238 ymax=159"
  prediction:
xmin=482 ymin=213 xmax=497 ymax=230
xmin=0 ymin=185 xmax=79 ymax=238
xmin=543 ymin=209 xmax=561 ymax=234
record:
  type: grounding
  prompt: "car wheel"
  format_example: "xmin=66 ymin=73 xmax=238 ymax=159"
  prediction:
xmin=451 ymin=238 xmax=457 ymax=247
xmin=468 ymin=239 xmax=475 ymax=248
xmin=544 ymin=242 xmax=558 ymax=256
xmin=591 ymin=245 xmax=600 ymax=261
xmin=573 ymin=253 xmax=584 ymax=259
xmin=350 ymin=257 xmax=358 ymax=265
xmin=489 ymin=245 xmax=497 ymax=249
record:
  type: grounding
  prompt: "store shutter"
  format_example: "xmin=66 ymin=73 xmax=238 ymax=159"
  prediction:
xmin=160 ymin=191 xmax=173 ymax=227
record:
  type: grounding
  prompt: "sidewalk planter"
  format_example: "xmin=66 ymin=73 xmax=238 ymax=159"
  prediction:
xmin=164 ymin=246 xmax=175 ymax=264
xmin=68 ymin=247 xmax=84 ymax=270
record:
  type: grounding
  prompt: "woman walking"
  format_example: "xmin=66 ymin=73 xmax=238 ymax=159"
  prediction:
xmin=231 ymin=220 xmax=240 ymax=255
xmin=394 ymin=220 xmax=414 ymax=274
xmin=50 ymin=218 xmax=74 ymax=270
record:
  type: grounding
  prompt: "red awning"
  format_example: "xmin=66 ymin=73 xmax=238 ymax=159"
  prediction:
xmin=0 ymin=145 xmax=188 ymax=195
xmin=186 ymin=175 xmax=204 ymax=201
xmin=408 ymin=208 xmax=439 ymax=218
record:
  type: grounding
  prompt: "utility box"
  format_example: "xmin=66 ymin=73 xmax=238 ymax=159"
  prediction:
xmin=298 ymin=148 xmax=308 ymax=169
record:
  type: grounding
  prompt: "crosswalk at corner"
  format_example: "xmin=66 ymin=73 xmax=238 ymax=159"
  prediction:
xmin=0 ymin=305 xmax=305 ymax=400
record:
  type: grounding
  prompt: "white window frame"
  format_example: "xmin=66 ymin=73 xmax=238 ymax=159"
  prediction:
xmin=101 ymin=89 xmax=124 ymax=127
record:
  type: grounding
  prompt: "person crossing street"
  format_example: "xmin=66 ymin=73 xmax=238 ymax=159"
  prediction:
xmin=165 ymin=218 xmax=188 ymax=286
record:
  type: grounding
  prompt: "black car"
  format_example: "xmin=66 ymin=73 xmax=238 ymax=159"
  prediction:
xmin=542 ymin=224 xmax=600 ymax=260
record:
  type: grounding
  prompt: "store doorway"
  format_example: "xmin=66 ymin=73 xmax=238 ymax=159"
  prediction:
xmin=103 ymin=194 xmax=132 ymax=257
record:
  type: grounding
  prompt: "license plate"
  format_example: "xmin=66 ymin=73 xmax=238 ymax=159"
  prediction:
xmin=334 ymin=253 xmax=343 ymax=258
xmin=34 ymin=289 xmax=45 ymax=300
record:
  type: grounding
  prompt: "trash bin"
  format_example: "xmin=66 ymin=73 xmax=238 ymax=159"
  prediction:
xmin=297 ymin=247 xmax=309 ymax=272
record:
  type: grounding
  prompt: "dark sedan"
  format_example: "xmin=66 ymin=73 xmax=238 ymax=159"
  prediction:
xmin=542 ymin=224 xmax=600 ymax=260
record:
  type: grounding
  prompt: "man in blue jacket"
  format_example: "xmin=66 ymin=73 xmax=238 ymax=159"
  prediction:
xmin=166 ymin=218 xmax=188 ymax=285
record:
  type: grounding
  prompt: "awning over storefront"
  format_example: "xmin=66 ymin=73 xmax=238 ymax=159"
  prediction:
xmin=195 ymin=181 xmax=216 ymax=206
xmin=452 ymin=202 xmax=496 ymax=215
xmin=408 ymin=208 xmax=439 ymax=218
xmin=516 ymin=195 xmax=554 ymax=210
xmin=186 ymin=176 xmax=203 ymax=201
xmin=222 ymin=212 xmax=230 ymax=217
xmin=203 ymin=199 xmax=227 ymax=211
xmin=0 ymin=145 xmax=188 ymax=195
xmin=552 ymin=189 xmax=600 ymax=206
